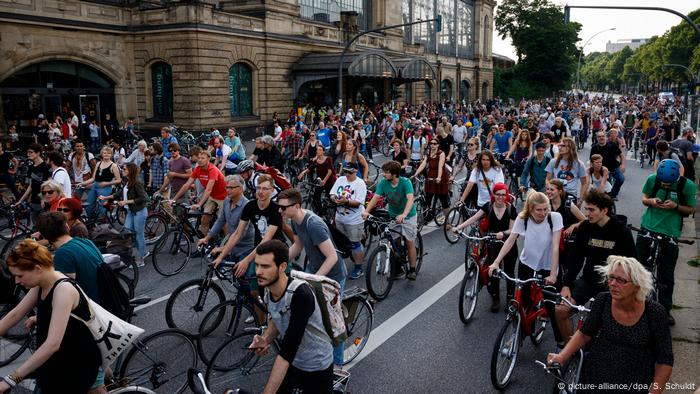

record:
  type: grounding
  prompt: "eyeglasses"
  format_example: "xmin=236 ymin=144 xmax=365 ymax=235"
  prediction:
xmin=225 ymin=185 xmax=241 ymax=190
xmin=57 ymin=208 xmax=72 ymax=213
xmin=607 ymin=275 xmax=630 ymax=285
xmin=257 ymin=186 xmax=273 ymax=192
xmin=468 ymin=143 xmax=476 ymax=147
xmin=42 ymin=190 xmax=55 ymax=195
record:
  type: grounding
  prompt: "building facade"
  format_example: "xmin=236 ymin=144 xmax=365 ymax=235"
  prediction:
xmin=0 ymin=0 xmax=495 ymax=136
xmin=605 ymin=38 xmax=649 ymax=54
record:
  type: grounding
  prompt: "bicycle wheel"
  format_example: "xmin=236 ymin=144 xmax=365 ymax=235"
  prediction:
xmin=443 ymin=206 xmax=465 ymax=244
xmin=490 ymin=313 xmax=521 ymax=390
xmin=0 ymin=232 xmax=27 ymax=262
xmin=144 ymin=213 xmax=168 ymax=246
xmin=119 ymin=328 xmax=197 ymax=394
xmin=0 ymin=305 xmax=30 ymax=367
xmin=551 ymin=349 xmax=583 ymax=394
xmin=530 ymin=316 xmax=549 ymax=346
xmin=197 ymin=300 xmax=259 ymax=366
xmin=365 ymin=244 xmax=393 ymax=300
xmin=108 ymin=388 xmax=157 ymax=394
xmin=152 ymin=230 xmax=191 ymax=276
xmin=414 ymin=232 xmax=424 ymax=273
xmin=165 ymin=279 xmax=226 ymax=336
xmin=458 ymin=255 xmax=480 ymax=324
xmin=361 ymin=223 xmax=374 ymax=249
xmin=342 ymin=297 xmax=373 ymax=365
xmin=114 ymin=260 xmax=139 ymax=299
xmin=415 ymin=201 xmax=425 ymax=232
xmin=205 ymin=332 xmax=279 ymax=393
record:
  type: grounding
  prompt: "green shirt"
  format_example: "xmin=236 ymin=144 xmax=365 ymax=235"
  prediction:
xmin=375 ymin=177 xmax=417 ymax=219
xmin=53 ymin=238 xmax=104 ymax=302
xmin=641 ymin=174 xmax=696 ymax=238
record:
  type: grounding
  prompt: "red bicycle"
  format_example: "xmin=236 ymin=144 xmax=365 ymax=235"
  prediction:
xmin=456 ymin=228 xmax=503 ymax=323
xmin=490 ymin=269 xmax=553 ymax=389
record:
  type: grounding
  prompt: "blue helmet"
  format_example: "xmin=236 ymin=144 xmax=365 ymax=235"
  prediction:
xmin=656 ymin=159 xmax=681 ymax=183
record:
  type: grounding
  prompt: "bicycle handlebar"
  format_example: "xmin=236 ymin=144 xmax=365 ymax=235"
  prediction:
xmin=540 ymin=288 xmax=590 ymax=313
xmin=628 ymin=225 xmax=695 ymax=245
xmin=456 ymin=230 xmax=504 ymax=243
xmin=494 ymin=268 xmax=544 ymax=285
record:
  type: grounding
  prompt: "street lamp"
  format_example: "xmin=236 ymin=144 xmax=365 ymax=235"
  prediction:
xmin=576 ymin=27 xmax=616 ymax=93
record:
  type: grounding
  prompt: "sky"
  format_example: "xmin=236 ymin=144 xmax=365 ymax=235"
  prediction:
xmin=492 ymin=0 xmax=699 ymax=61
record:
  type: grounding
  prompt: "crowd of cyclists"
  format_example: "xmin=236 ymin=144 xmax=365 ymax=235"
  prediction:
xmin=0 ymin=91 xmax=696 ymax=393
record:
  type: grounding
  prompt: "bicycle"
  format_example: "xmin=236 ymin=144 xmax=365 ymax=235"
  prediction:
xmin=150 ymin=201 xmax=209 ymax=276
xmin=443 ymin=202 xmax=477 ymax=244
xmin=412 ymin=176 xmax=447 ymax=230
xmin=489 ymin=269 xmax=553 ymax=389
xmin=537 ymin=290 xmax=593 ymax=394
xmin=364 ymin=214 xmax=425 ymax=300
xmin=455 ymin=229 xmax=503 ymax=323
xmin=0 ymin=202 xmax=31 ymax=241
xmin=502 ymin=159 xmax=524 ymax=203
xmin=628 ymin=225 xmax=693 ymax=303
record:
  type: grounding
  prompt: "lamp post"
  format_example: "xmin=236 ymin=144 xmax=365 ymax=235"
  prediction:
xmin=576 ymin=27 xmax=616 ymax=93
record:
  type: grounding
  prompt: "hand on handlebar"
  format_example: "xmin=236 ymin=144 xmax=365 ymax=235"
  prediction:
xmin=546 ymin=352 xmax=565 ymax=366
xmin=362 ymin=211 xmax=370 ymax=220
xmin=560 ymin=286 xmax=573 ymax=301
xmin=234 ymin=260 xmax=250 ymax=278
xmin=544 ymin=274 xmax=557 ymax=286
xmin=488 ymin=264 xmax=500 ymax=277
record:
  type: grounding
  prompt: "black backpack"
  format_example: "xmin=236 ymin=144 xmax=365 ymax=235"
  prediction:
xmin=96 ymin=262 xmax=131 ymax=320
xmin=323 ymin=218 xmax=354 ymax=260
xmin=91 ymin=225 xmax=136 ymax=265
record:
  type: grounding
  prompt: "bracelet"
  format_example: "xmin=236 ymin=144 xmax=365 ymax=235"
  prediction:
xmin=2 ymin=375 xmax=17 ymax=388
xmin=9 ymin=371 xmax=22 ymax=384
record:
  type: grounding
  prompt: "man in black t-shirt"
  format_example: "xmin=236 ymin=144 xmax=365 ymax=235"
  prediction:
xmin=14 ymin=144 xmax=49 ymax=225
xmin=102 ymin=114 xmax=119 ymax=144
xmin=0 ymin=144 xmax=20 ymax=200
xmin=251 ymin=135 xmax=283 ymax=168
xmin=549 ymin=117 xmax=569 ymax=142
xmin=590 ymin=132 xmax=625 ymax=199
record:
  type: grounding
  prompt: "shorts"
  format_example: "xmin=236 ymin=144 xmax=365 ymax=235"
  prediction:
xmin=336 ymin=222 xmax=364 ymax=243
xmin=389 ymin=214 xmax=417 ymax=243
xmin=571 ymin=278 xmax=603 ymax=306
xmin=203 ymin=197 xmax=224 ymax=215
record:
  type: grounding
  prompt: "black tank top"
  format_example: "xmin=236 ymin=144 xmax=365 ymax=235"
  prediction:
xmin=36 ymin=278 xmax=101 ymax=393
xmin=94 ymin=162 xmax=115 ymax=182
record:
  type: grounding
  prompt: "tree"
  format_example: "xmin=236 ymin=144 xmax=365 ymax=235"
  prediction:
xmin=495 ymin=0 xmax=581 ymax=96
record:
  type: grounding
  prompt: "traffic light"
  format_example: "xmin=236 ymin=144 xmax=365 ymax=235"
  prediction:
xmin=436 ymin=15 xmax=442 ymax=32
xmin=564 ymin=6 xmax=570 ymax=23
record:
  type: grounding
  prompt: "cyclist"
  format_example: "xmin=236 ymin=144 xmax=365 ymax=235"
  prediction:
xmin=363 ymin=160 xmax=419 ymax=280
xmin=488 ymin=191 xmax=564 ymax=343
xmin=46 ymin=151 xmax=72 ymax=198
xmin=505 ymin=129 xmax=532 ymax=177
xmin=547 ymin=256 xmax=673 ymax=394
xmin=452 ymin=117 xmax=468 ymax=159
xmin=14 ymin=144 xmax=49 ymax=225
xmin=57 ymin=197 xmax=89 ymax=239
xmin=638 ymin=159 xmax=696 ymax=325
xmin=160 ymin=126 xmax=178 ymax=159
xmin=545 ymin=137 xmax=589 ymax=203
xmin=0 ymin=239 xmax=102 ymax=394
xmin=489 ymin=123 xmax=513 ymax=154
xmin=587 ymin=154 xmax=612 ymax=194
xmin=238 ymin=159 xmax=282 ymax=199
xmin=406 ymin=126 xmax=427 ymax=166
xmin=79 ymin=146 xmax=121 ymax=219
xmin=453 ymin=182 xmax=518 ymax=311
xmin=67 ymin=140 xmax=95 ymax=200
xmin=197 ymin=175 xmax=255 ymax=265
xmin=589 ymin=131 xmax=625 ymax=200
xmin=554 ymin=190 xmax=636 ymax=344
xmin=249 ymin=240 xmax=334 ymax=393
xmin=251 ymin=135 xmax=283 ymax=169
xmin=549 ymin=116 xmax=569 ymax=143
xmin=297 ymin=144 xmax=336 ymax=198
xmin=390 ymin=140 xmax=410 ymax=176
xmin=330 ymin=162 xmax=367 ymax=279
xmin=171 ymin=149 xmax=227 ymax=236
xmin=413 ymin=136 xmax=450 ymax=222
xmin=158 ymin=142 xmax=192 ymax=206
xmin=278 ymin=188 xmax=347 ymax=367
xmin=519 ymin=142 xmax=550 ymax=194
xmin=339 ymin=139 xmax=369 ymax=181
xmin=224 ymin=127 xmax=245 ymax=163
xmin=458 ymin=150 xmax=505 ymax=208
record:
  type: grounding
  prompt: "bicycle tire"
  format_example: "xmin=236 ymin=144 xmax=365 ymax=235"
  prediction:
xmin=0 ymin=232 xmax=28 ymax=262
xmin=152 ymin=230 xmax=192 ymax=276
xmin=530 ymin=316 xmax=549 ymax=346
xmin=165 ymin=278 xmax=226 ymax=337
xmin=443 ymin=206 xmax=465 ymax=244
xmin=490 ymin=313 xmax=521 ymax=389
xmin=144 ymin=213 xmax=168 ymax=246
xmin=365 ymin=244 xmax=393 ymax=300
xmin=108 ymin=387 xmax=158 ymax=394
xmin=342 ymin=297 xmax=373 ymax=365
xmin=205 ymin=332 xmax=279 ymax=393
xmin=458 ymin=255 xmax=480 ymax=324
xmin=0 ymin=305 xmax=30 ymax=367
xmin=197 ymin=300 xmax=259 ymax=366
xmin=551 ymin=349 xmax=583 ymax=394
xmin=361 ymin=223 xmax=373 ymax=249
xmin=114 ymin=260 xmax=139 ymax=300
xmin=0 ymin=224 xmax=18 ymax=241
xmin=415 ymin=232 xmax=424 ymax=273
xmin=119 ymin=328 xmax=197 ymax=394
xmin=415 ymin=200 xmax=425 ymax=232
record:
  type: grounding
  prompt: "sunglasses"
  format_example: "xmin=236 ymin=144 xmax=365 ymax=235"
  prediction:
xmin=41 ymin=190 xmax=55 ymax=195
xmin=468 ymin=143 xmax=476 ymax=147
xmin=277 ymin=202 xmax=296 ymax=210
xmin=57 ymin=208 xmax=72 ymax=213
xmin=225 ymin=185 xmax=241 ymax=190
xmin=430 ymin=142 xmax=439 ymax=145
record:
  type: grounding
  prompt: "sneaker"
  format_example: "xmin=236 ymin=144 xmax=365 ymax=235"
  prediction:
xmin=406 ymin=270 xmax=417 ymax=281
xmin=667 ymin=313 xmax=676 ymax=326
xmin=350 ymin=266 xmax=365 ymax=280
xmin=136 ymin=258 xmax=145 ymax=268
xmin=391 ymin=268 xmax=406 ymax=280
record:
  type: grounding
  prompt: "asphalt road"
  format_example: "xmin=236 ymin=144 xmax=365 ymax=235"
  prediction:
xmin=1 ymin=141 xmax=656 ymax=393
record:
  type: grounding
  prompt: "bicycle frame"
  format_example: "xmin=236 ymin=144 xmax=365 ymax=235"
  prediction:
xmin=497 ymin=270 xmax=548 ymax=338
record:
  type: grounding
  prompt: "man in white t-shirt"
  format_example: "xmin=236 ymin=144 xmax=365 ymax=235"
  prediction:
xmin=213 ymin=136 xmax=236 ymax=175
xmin=329 ymin=162 xmax=367 ymax=279
xmin=47 ymin=151 xmax=72 ymax=197
xmin=452 ymin=118 xmax=468 ymax=158
xmin=407 ymin=127 xmax=427 ymax=163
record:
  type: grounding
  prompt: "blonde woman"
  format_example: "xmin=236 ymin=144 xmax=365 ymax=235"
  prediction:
xmin=545 ymin=137 xmax=589 ymax=202
xmin=40 ymin=179 xmax=66 ymax=213
xmin=79 ymin=146 xmax=121 ymax=219
xmin=548 ymin=256 xmax=673 ymax=394
xmin=588 ymin=154 xmax=612 ymax=193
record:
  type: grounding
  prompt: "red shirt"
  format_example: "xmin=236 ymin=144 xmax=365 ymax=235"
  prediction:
xmin=190 ymin=163 xmax=227 ymax=200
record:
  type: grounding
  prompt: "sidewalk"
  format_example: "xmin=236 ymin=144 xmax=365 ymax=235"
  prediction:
xmin=667 ymin=214 xmax=700 ymax=393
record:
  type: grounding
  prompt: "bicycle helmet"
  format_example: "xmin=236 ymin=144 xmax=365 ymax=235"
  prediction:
xmin=238 ymin=159 xmax=255 ymax=173
xmin=656 ymin=159 xmax=681 ymax=183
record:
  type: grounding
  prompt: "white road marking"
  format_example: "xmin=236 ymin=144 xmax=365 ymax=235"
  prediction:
xmin=345 ymin=264 xmax=464 ymax=370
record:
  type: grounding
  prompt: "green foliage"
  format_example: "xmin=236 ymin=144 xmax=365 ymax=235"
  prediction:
xmin=493 ymin=67 xmax=540 ymax=99
xmin=494 ymin=0 xmax=581 ymax=96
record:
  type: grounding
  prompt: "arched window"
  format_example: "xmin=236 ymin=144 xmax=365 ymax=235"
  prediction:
xmin=151 ymin=62 xmax=173 ymax=120
xmin=229 ymin=63 xmax=253 ymax=117
xmin=460 ymin=80 xmax=470 ymax=103
xmin=424 ymin=81 xmax=433 ymax=103
xmin=440 ymin=79 xmax=453 ymax=102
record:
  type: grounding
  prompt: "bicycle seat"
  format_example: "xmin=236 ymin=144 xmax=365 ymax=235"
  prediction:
xmin=129 ymin=296 xmax=151 ymax=306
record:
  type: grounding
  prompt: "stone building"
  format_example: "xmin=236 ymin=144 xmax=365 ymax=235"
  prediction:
xmin=0 ymin=0 xmax=495 ymax=137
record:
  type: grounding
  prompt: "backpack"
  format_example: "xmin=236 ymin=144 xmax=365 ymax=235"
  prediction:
xmin=269 ymin=272 xmax=347 ymax=347
xmin=324 ymin=218 xmax=354 ymax=259
xmin=90 ymin=225 xmax=136 ymax=265
xmin=527 ymin=156 xmax=551 ymax=190
xmin=254 ymin=162 xmax=292 ymax=190
xmin=667 ymin=145 xmax=688 ymax=169
xmin=96 ymin=262 xmax=131 ymax=320
xmin=650 ymin=176 xmax=690 ymax=218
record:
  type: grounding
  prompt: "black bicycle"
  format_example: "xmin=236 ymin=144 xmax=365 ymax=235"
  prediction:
xmin=151 ymin=201 xmax=209 ymax=276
